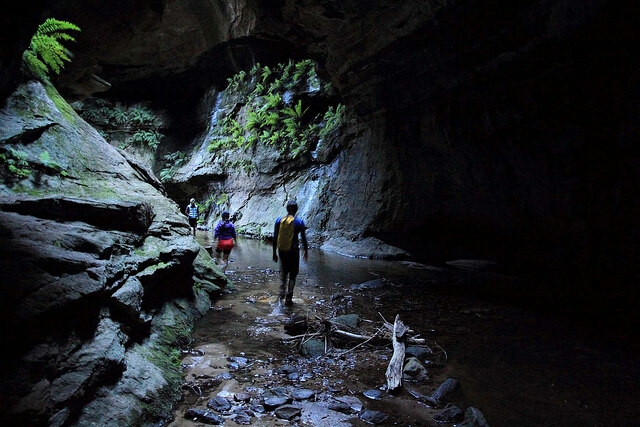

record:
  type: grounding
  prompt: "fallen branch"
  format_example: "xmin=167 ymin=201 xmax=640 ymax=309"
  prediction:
xmin=434 ymin=341 xmax=448 ymax=361
xmin=281 ymin=331 xmax=323 ymax=342
xmin=332 ymin=327 xmax=385 ymax=357
xmin=333 ymin=329 xmax=372 ymax=341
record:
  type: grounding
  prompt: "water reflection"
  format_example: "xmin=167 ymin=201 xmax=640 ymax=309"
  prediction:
xmin=198 ymin=234 xmax=416 ymax=296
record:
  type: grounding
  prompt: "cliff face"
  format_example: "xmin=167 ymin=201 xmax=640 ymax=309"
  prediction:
xmin=0 ymin=82 xmax=228 ymax=425
xmin=3 ymin=2 xmax=639 ymax=317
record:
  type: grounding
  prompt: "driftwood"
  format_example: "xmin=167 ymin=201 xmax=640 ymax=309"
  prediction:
xmin=385 ymin=314 xmax=409 ymax=392
xmin=379 ymin=312 xmax=426 ymax=344
xmin=332 ymin=321 xmax=425 ymax=345
xmin=281 ymin=312 xmax=428 ymax=360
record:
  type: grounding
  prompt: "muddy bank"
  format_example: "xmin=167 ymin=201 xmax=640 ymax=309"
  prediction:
xmin=168 ymin=238 xmax=640 ymax=426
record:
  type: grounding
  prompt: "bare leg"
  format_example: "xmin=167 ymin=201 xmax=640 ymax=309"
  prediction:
xmin=221 ymin=253 xmax=230 ymax=272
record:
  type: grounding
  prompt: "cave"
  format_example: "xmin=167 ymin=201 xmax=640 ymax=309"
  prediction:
xmin=1 ymin=0 xmax=639 ymax=425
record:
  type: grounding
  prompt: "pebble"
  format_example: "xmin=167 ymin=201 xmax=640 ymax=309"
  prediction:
xmin=263 ymin=396 xmax=289 ymax=409
xmin=184 ymin=408 xmax=224 ymax=424
xmin=274 ymin=404 xmax=302 ymax=420
xmin=291 ymin=388 xmax=315 ymax=400
xmin=363 ymin=389 xmax=385 ymax=400
xmin=206 ymin=396 xmax=231 ymax=412
xmin=359 ymin=409 xmax=388 ymax=424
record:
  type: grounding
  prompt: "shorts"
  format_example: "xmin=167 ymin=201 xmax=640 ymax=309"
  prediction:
xmin=216 ymin=238 xmax=234 ymax=254
xmin=278 ymin=249 xmax=300 ymax=276
xmin=188 ymin=217 xmax=197 ymax=227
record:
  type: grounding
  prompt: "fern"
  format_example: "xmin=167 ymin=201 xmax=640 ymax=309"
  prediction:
xmin=246 ymin=108 xmax=260 ymax=131
xmin=211 ymin=58 xmax=340 ymax=160
xmin=110 ymin=104 xmax=129 ymax=125
xmin=159 ymin=151 xmax=185 ymax=182
xmin=282 ymin=99 xmax=308 ymax=120
xmin=292 ymin=59 xmax=313 ymax=85
xmin=129 ymin=104 xmax=158 ymax=126
xmin=281 ymin=59 xmax=294 ymax=81
xmin=263 ymin=111 xmax=280 ymax=129
xmin=269 ymin=78 xmax=284 ymax=92
xmin=252 ymin=82 xmax=265 ymax=96
xmin=23 ymin=18 xmax=80 ymax=80
xmin=319 ymin=103 xmax=345 ymax=141
xmin=130 ymin=130 xmax=161 ymax=150
xmin=261 ymin=65 xmax=272 ymax=83
xmin=250 ymin=63 xmax=261 ymax=75
xmin=264 ymin=93 xmax=283 ymax=110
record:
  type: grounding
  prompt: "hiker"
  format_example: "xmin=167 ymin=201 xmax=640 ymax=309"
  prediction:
xmin=185 ymin=198 xmax=199 ymax=236
xmin=213 ymin=210 xmax=237 ymax=273
xmin=272 ymin=200 xmax=308 ymax=306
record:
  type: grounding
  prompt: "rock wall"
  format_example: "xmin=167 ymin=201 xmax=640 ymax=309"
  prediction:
xmin=0 ymin=82 xmax=228 ymax=425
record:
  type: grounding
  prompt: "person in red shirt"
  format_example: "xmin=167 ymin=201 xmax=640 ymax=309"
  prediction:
xmin=213 ymin=211 xmax=237 ymax=272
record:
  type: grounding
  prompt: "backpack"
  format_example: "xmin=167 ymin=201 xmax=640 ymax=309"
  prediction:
xmin=277 ymin=215 xmax=296 ymax=252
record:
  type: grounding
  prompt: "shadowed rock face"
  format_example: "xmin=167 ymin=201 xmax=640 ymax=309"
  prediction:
xmin=2 ymin=0 xmax=639 ymax=335
xmin=0 ymin=82 xmax=228 ymax=425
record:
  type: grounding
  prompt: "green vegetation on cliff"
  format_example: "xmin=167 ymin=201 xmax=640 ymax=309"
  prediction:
xmin=208 ymin=59 xmax=344 ymax=161
xmin=80 ymin=101 xmax=165 ymax=150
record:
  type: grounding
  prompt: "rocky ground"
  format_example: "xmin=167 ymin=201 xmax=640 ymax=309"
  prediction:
xmin=164 ymin=239 xmax=640 ymax=427
xmin=166 ymin=255 xmax=489 ymax=426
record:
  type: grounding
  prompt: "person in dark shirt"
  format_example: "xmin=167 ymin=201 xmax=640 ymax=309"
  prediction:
xmin=272 ymin=200 xmax=308 ymax=306
xmin=213 ymin=211 xmax=237 ymax=272
xmin=185 ymin=198 xmax=199 ymax=236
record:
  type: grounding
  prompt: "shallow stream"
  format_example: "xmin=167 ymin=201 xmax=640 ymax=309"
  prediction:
xmin=168 ymin=236 xmax=640 ymax=426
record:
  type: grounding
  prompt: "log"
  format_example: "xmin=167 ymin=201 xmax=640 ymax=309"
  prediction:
xmin=385 ymin=314 xmax=409 ymax=392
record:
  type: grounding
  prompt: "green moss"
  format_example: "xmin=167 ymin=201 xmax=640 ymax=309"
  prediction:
xmin=22 ymin=188 xmax=45 ymax=197
xmin=44 ymin=82 xmax=77 ymax=124
xmin=140 ymin=341 xmax=183 ymax=423
xmin=138 ymin=309 xmax=195 ymax=424
xmin=144 ymin=261 xmax=169 ymax=274
xmin=73 ymin=179 xmax=120 ymax=199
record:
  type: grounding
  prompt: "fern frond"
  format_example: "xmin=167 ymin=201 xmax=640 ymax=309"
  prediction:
xmin=23 ymin=18 xmax=80 ymax=79
xmin=37 ymin=18 xmax=80 ymax=35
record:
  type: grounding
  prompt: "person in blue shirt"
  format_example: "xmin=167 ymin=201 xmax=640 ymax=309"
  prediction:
xmin=213 ymin=211 xmax=237 ymax=272
xmin=185 ymin=198 xmax=199 ymax=236
xmin=272 ymin=200 xmax=308 ymax=306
